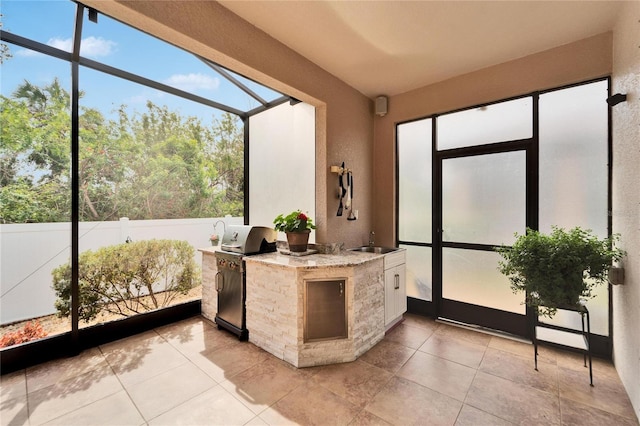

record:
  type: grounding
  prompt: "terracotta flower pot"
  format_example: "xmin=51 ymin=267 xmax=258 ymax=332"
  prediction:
xmin=286 ymin=230 xmax=311 ymax=252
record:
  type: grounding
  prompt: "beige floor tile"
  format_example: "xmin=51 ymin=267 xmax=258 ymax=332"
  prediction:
xmin=259 ymin=381 xmax=360 ymax=426
xmin=384 ymin=323 xmax=434 ymax=349
xmin=479 ymin=347 xmax=558 ymax=394
xmin=26 ymin=348 xmax=108 ymax=393
xmin=454 ymin=404 xmax=513 ymax=426
xmin=554 ymin=348 xmax=620 ymax=379
xmin=401 ymin=314 xmax=440 ymax=332
xmin=311 ymin=360 xmax=392 ymax=408
xmin=148 ymin=385 xmax=255 ymax=425
xmin=7 ymin=314 xmax=636 ymax=426
xmin=465 ymin=371 xmax=560 ymax=425
xmin=156 ymin=317 xmax=237 ymax=355
xmin=560 ymin=396 xmax=639 ymax=425
xmin=348 ymin=409 xmax=393 ymax=426
xmin=101 ymin=331 xmax=188 ymax=387
xmin=366 ymin=376 xmax=462 ymax=426
xmin=27 ymin=364 xmax=123 ymax=425
xmin=0 ymin=394 xmax=29 ymax=426
xmin=559 ymin=365 xmax=638 ymax=420
xmin=489 ymin=335 xmax=557 ymax=365
xmin=126 ymin=362 xmax=217 ymax=420
xmin=419 ymin=333 xmax=487 ymax=368
xmin=358 ymin=340 xmax=415 ymax=374
xmin=244 ymin=415 xmax=268 ymax=425
xmin=188 ymin=340 xmax=270 ymax=383
xmin=396 ymin=351 xmax=476 ymax=401
xmin=435 ymin=323 xmax=492 ymax=347
xmin=43 ymin=390 xmax=145 ymax=425
xmin=1 ymin=370 xmax=26 ymax=404
xmin=219 ymin=356 xmax=309 ymax=414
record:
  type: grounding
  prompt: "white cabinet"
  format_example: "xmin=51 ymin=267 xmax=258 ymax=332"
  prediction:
xmin=384 ymin=250 xmax=406 ymax=329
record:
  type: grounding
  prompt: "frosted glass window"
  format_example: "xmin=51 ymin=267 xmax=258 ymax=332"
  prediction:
xmin=539 ymin=81 xmax=608 ymax=239
xmin=401 ymin=245 xmax=432 ymax=301
xmin=442 ymin=151 xmax=526 ymax=246
xmin=398 ymin=119 xmax=432 ymax=243
xmin=443 ymin=249 xmax=525 ymax=314
xmin=539 ymin=80 xmax=609 ymax=335
xmin=249 ymin=102 xmax=315 ymax=238
xmin=438 ymin=97 xmax=532 ymax=150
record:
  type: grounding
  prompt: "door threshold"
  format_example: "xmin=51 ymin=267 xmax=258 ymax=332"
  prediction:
xmin=436 ymin=317 xmax=530 ymax=344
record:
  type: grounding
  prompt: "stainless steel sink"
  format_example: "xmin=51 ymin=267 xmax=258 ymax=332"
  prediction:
xmin=348 ymin=246 xmax=398 ymax=254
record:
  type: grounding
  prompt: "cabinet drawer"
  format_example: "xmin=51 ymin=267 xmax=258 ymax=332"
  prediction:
xmin=384 ymin=250 xmax=406 ymax=269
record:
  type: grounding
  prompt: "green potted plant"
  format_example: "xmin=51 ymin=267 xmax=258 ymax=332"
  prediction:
xmin=273 ymin=210 xmax=316 ymax=252
xmin=496 ymin=226 xmax=625 ymax=318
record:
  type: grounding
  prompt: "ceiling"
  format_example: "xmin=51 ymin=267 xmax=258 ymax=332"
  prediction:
xmin=219 ymin=1 xmax=624 ymax=99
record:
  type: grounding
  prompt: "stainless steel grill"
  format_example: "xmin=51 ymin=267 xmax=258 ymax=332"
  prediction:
xmin=214 ymin=225 xmax=276 ymax=339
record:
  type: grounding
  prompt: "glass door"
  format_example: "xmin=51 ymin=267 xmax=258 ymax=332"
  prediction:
xmin=438 ymin=149 xmax=529 ymax=335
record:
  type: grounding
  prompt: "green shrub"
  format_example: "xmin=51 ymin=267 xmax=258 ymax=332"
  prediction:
xmin=496 ymin=227 xmax=625 ymax=318
xmin=52 ymin=239 xmax=200 ymax=322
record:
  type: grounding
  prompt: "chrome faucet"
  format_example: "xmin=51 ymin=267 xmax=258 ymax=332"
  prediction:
xmin=213 ymin=220 xmax=227 ymax=238
xmin=369 ymin=231 xmax=375 ymax=247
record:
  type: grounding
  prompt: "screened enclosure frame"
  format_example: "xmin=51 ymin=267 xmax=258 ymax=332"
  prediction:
xmin=0 ymin=1 xmax=295 ymax=372
xmin=396 ymin=77 xmax=614 ymax=357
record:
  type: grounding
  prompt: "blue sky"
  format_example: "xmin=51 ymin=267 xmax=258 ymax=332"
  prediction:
xmin=1 ymin=0 xmax=281 ymax=123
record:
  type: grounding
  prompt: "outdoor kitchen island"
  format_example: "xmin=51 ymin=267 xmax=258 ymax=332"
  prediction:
xmin=200 ymin=247 xmax=403 ymax=368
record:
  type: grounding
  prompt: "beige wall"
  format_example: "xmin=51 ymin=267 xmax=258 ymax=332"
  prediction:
xmin=612 ymin=0 xmax=640 ymax=419
xmin=82 ymin=0 xmax=375 ymax=248
xmin=372 ymin=32 xmax=612 ymax=246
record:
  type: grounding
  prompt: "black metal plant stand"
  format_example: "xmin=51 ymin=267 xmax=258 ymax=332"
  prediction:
xmin=532 ymin=303 xmax=593 ymax=386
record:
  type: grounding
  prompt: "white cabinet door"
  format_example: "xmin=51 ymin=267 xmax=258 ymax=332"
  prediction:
xmin=384 ymin=263 xmax=407 ymax=327
xmin=396 ymin=264 xmax=407 ymax=316
xmin=384 ymin=267 xmax=397 ymax=325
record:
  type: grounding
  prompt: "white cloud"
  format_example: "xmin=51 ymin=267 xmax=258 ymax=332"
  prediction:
xmin=47 ymin=37 xmax=73 ymax=52
xmin=46 ymin=36 xmax=117 ymax=58
xmin=15 ymin=49 xmax=43 ymax=57
xmin=163 ymin=73 xmax=220 ymax=92
xmin=80 ymin=36 xmax=117 ymax=57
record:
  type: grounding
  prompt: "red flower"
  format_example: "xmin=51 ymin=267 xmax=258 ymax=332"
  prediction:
xmin=297 ymin=212 xmax=308 ymax=221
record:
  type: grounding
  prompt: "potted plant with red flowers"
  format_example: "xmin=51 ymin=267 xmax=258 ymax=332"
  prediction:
xmin=273 ymin=210 xmax=316 ymax=252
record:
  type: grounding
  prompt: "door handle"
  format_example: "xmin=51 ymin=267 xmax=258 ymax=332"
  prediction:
xmin=215 ymin=271 xmax=224 ymax=292
xmin=394 ymin=273 xmax=400 ymax=289
xmin=339 ymin=282 xmax=344 ymax=296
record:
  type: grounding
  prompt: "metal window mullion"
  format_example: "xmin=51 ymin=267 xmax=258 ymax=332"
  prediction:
xmin=78 ymin=56 xmax=247 ymax=119
xmin=0 ymin=30 xmax=73 ymax=61
xmin=70 ymin=3 xmax=84 ymax=352
xmin=245 ymin=96 xmax=292 ymax=118
xmin=201 ymin=59 xmax=268 ymax=105
xmin=432 ymin=116 xmax=442 ymax=315
xmin=243 ymin=117 xmax=250 ymax=224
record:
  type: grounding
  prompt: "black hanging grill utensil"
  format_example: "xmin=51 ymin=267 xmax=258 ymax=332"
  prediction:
xmin=337 ymin=162 xmax=345 ymax=216
xmin=347 ymin=172 xmax=356 ymax=220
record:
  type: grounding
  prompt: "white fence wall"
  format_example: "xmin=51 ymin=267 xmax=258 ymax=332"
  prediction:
xmin=0 ymin=216 xmax=242 ymax=325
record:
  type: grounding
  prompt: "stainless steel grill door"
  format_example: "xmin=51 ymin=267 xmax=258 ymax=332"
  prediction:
xmin=216 ymin=259 xmax=244 ymax=329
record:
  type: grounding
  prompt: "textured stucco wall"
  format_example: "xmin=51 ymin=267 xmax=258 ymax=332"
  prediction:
xmin=611 ymin=1 xmax=640 ymax=419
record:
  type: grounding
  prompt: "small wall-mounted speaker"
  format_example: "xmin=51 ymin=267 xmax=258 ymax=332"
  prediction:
xmin=375 ymin=96 xmax=388 ymax=117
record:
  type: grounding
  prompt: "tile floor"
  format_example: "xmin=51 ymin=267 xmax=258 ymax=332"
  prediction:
xmin=1 ymin=314 xmax=638 ymax=425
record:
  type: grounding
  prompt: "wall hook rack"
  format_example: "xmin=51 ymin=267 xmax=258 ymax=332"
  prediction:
xmin=330 ymin=165 xmax=351 ymax=175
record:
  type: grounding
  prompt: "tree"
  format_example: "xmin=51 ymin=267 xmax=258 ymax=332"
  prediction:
xmin=1 ymin=79 xmax=246 ymax=223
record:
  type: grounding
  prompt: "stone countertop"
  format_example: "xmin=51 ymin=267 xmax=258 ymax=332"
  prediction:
xmin=198 ymin=246 xmax=221 ymax=255
xmin=244 ymin=250 xmax=384 ymax=269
